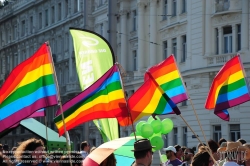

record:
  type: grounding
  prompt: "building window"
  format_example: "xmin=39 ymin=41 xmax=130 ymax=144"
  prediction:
xmin=181 ymin=35 xmax=186 ymax=62
xmin=164 ymin=134 xmax=168 ymax=147
xmin=21 ymin=20 xmax=25 ymax=36
xmin=99 ymin=0 xmax=104 ymax=6
xmin=133 ymin=10 xmax=137 ymax=31
xmin=39 ymin=12 xmax=42 ymax=29
xmin=51 ymin=6 xmax=55 ymax=23
xmin=58 ymin=3 xmax=62 ymax=20
xmin=223 ymin=26 xmax=232 ymax=53
xmin=133 ymin=50 xmax=137 ymax=71
xmin=230 ymin=124 xmax=240 ymax=141
xmin=183 ymin=127 xmax=187 ymax=146
xmin=45 ymin=9 xmax=48 ymax=26
xmin=100 ymin=23 xmax=103 ymax=36
xmin=74 ymin=0 xmax=79 ymax=13
xmin=173 ymin=127 xmax=178 ymax=145
xmin=172 ymin=38 xmax=177 ymax=60
xmin=213 ymin=125 xmax=221 ymax=143
xmin=215 ymin=28 xmax=219 ymax=54
xmin=29 ymin=16 xmax=33 ymax=34
xmin=237 ymin=24 xmax=241 ymax=51
xmin=163 ymin=0 xmax=168 ymax=20
xmin=163 ymin=41 xmax=168 ymax=59
xmin=182 ymin=0 xmax=186 ymax=13
xmin=65 ymin=0 xmax=68 ymax=18
xmin=172 ymin=0 xmax=177 ymax=16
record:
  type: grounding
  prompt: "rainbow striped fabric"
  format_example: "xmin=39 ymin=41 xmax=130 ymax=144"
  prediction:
xmin=54 ymin=65 xmax=129 ymax=136
xmin=128 ymin=73 xmax=180 ymax=122
xmin=146 ymin=55 xmax=188 ymax=104
xmin=205 ymin=55 xmax=250 ymax=121
xmin=0 ymin=43 xmax=58 ymax=132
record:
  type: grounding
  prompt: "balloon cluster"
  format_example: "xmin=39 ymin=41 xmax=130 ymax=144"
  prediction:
xmin=131 ymin=116 xmax=174 ymax=151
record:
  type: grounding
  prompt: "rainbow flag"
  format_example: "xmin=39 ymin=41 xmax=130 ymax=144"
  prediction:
xmin=0 ymin=43 xmax=58 ymax=132
xmin=54 ymin=65 xmax=130 ymax=136
xmin=145 ymin=55 xmax=188 ymax=104
xmin=128 ymin=72 xmax=180 ymax=122
xmin=205 ymin=55 xmax=250 ymax=121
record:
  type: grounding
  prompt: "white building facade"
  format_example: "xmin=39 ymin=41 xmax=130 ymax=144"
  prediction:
xmin=0 ymin=0 xmax=250 ymax=161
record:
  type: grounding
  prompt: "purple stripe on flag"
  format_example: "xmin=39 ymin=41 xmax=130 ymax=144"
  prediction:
xmin=28 ymin=109 xmax=45 ymax=118
xmin=55 ymin=66 xmax=116 ymax=116
xmin=215 ymin=94 xmax=250 ymax=111
xmin=214 ymin=109 xmax=230 ymax=121
xmin=171 ymin=93 xmax=188 ymax=104
xmin=0 ymin=96 xmax=57 ymax=132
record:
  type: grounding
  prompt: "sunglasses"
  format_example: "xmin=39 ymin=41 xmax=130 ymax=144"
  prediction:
xmin=184 ymin=152 xmax=193 ymax=155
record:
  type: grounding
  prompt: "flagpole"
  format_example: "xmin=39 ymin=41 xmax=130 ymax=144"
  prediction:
xmin=116 ymin=63 xmax=137 ymax=141
xmin=45 ymin=42 xmax=73 ymax=166
xmin=172 ymin=55 xmax=210 ymax=149
xmin=146 ymin=71 xmax=216 ymax=163
xmin=44 ymin=109 xmax=49 ymax=152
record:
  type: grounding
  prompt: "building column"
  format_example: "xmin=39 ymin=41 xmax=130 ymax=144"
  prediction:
xmin=205 ymin=0 xmax=212 ymax=56
xmin=218 ymin=26 xmax=223 ymax=54
xmin=137 ymin=0 xmax=147 ymax=71
xmin=232 ymin=24 xmax=236 ymax=53
xmin=241 ymin=0 xmax=249 ymax=51
xmin=149 ymin=0 xmax=157 ymax=66
xmin=178 ymin=126 xmax=182 ymax=145
xmin=167 ymin=0 xmax=172 ymax=24
xmin=167 ymin=38 xmax=172 ymax=56
xmin=103 ymin=20 xmax=108 ymax=40
xmin=120 ymin=3 xmax=129 ymax=71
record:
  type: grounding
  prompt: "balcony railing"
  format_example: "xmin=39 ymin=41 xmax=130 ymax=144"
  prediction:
xmin=206 ymin=54 xmax=236 ymax=66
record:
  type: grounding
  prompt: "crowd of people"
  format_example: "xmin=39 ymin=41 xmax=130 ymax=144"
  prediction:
xmin=0 ymin=137 xmax=250 ymax=166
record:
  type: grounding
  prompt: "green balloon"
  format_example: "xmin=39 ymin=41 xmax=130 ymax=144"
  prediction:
xmin=140 ymin=123 xmax=153 ymax=138
xmin=147 ymin=115 xmax=160 ymax=124
xmin=161 ymin=118 xmax=174 ymax=134
xmin=150 ymin=119 xmax=162 ymax=133
xmin=150 ymin=136 xmax=164 ymax=150
xmin=160 ymin=154 xmax=167 ymax=163
xmin=136 ymin=121 xmax=146 ymax=134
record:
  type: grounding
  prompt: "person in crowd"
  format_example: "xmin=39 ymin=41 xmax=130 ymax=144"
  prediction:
xmin=217 ymin=142 xmax=227 ymax=166
xmin=208 ymin=139 xmax=220 ymax=161
xmin=191 ymin=146 xmax=214 ymax=166
xmin=219 ymin=138 xmax=227 ymax=146
xmin=0 ymin=144 xmax=3 ymax=153
xmin=164 ymin=146 xmax=182 ymax=166
xmin=0 ymin=152 xmax=10 ymax=166
xmin=131 ymin=139 xmax=155 ymax=166
xmin=174 ymin=145 xmax=183 ymax=161
xmin=15 ymin=138 xmax=45 ymax=166
xmin=181 ymin=148 xmax=194 ymax=166
xmin=197 ymin=143 xmax=207 ymax=152
xmin=242 ymin=143 xmax=250 ymax=166
xmin=80 ymin=141 xmax=90 ymax=160
xmin=60 ymin=152 xmax=82 ymax=166
xmin=100 ymin=153 xmax=116 ymax=166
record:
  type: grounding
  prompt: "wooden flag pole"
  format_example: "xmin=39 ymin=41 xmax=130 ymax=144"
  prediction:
xmin=46 ymin=42 xmax=73 ymax=166
xmin=116 ymin=63 xmax=137 ymax=141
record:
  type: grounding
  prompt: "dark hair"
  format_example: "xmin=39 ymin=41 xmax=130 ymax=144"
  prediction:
xmin=218 ymin=138 xmax=227 ymax=146
xmin=181 ymin=146 xmax=187 ymax=152
xmin=174 ymin=145 xmax=181 ymax=152
xmin=197 ymin=143 xmax=206 ymax=149
xmin=80 ymin=141 xmax=88 ymax=150
xmin=186 ymin=148 xmax=194 ymax=155
xmin=191 ymin=146 xmax=210 ymax=166
xmin=134 ymin=149 xmax=151 ymax=159
xmin=208 ymin=139 xmax=219 ymax=153
xmin=237 ymin=138 xmax=246 ymax=145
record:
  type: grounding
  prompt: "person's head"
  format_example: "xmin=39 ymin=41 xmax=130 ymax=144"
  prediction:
xmin=174 ymin=145 xmax=183 ymax=159
xmin=132 ymin=139 xmax=154 ymax=165
xmin=184 ymin=148 xmax=194 ymax=162
xmin=163 ymin=146 xmax=176 ymax=160
xmin=237 ymin=138 xmax=247 ymax=145
xmin=60 ymin=152 xmax=82 ymax=166
xmin=15 ymin=138 xmax=45 ymax=165
xmin=80 ymin=141 xmax=90 ymax=152
xmin=100 ymin=153 xmax=116 ymax=166
xmin=208 ymin=139 xmax=219 ymax=153
xmin=181 ymin=146 xmax=187 ymax=153
xmin=191 ymin=146 xmax=214 ymax=166
xmin=218 ymin=138 xmax=227 ymax=146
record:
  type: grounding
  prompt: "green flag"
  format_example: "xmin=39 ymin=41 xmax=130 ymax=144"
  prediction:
xmin=69 ymin=28 xmax=119 ymax=141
